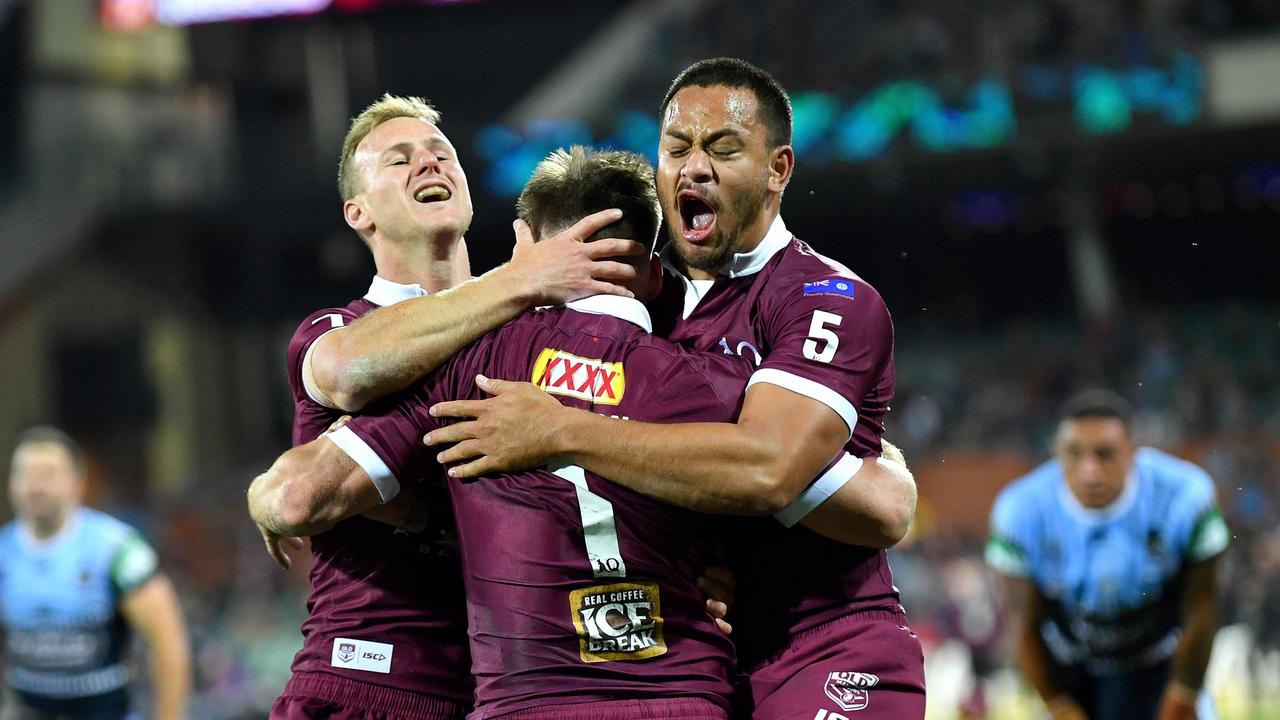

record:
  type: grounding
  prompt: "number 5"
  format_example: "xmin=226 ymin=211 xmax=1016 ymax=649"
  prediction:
xmin=803 ymin=310 xmax=842 ymax=363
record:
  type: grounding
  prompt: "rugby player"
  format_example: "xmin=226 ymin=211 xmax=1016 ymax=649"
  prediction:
xmin=987 ymin=390 xmax=1227 ymax=720
xmin=1 ymin=427 xmax=190 ymax=720
xmin=426 ymin=58 xmax=927 ymax=719
xmin=258 ymin=147 xmax=748 ymax=719
xmin=249 ymin=95 xmax=640 ymax=720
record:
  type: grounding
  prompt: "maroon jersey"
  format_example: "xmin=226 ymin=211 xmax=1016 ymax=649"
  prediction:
xmin=650 ymin=216 xmax=902 ymax=669
xmin=333 ymin=296 xmax=746 ymax=718
xmin=283 ymin=277 xmax=472 ymax=708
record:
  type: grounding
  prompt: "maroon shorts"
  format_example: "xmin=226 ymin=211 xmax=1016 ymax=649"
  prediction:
xmin=491 ymin=698 xmax=729 ymax=720
xmin=738 ymin=609 xmax=926 ymax=720
xmin=270 ymin=672 xmax=469 ymax=720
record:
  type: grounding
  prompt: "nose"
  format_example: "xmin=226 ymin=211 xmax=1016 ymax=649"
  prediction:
xmin=411 ymin=149 xmax=442 ymax=177
xmin=680 ymin=148 xmax=714 ymax=184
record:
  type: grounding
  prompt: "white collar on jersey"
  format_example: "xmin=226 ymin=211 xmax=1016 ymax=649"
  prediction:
xmin=659 ymin=213 xmax=792 ymax=280
xmin=364 ymin=275 xmax=429 ymax=307
xmin=660 ymin=214 xmax=793 ymax=319
xmin=564 ymin=295 xmax=653 ymax=333
xmin=1058 ymin=465 xmax=1141 ymax=525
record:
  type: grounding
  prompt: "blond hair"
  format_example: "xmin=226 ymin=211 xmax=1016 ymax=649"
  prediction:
xmin=338 ymin=94 xmax=441 ymax=200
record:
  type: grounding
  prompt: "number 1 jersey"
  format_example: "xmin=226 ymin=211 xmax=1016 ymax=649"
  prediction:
xmin=333 ymin=296 xmax=749 ymax=719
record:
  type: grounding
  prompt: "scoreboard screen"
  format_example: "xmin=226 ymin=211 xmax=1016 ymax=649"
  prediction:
xmin=102 ymin=0 xmax=483 ymax=29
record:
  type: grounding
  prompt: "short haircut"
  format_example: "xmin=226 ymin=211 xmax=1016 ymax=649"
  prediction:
xmin=516 ymin=146 xmax=661 ymax=250
xmin=660 ymin=57 xmax=793 ymax=148
xmin=338 ymin=94 xmax=442 ymax=200
xmin=13 ymin=426 xmax=85 ymax=474
xmin=1059 ymin=389 xmax=1135 ymax=428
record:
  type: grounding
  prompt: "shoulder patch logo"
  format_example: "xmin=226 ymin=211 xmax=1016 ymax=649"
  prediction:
xmin=824 ymin=671 xmax=880 ymax=712
xmin=803 ymin=279 xmax=856 ymax=300
xmin=532 ymin=349 xmax=625 ymax=406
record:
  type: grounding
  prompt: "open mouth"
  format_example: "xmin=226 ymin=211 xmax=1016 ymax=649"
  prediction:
xmin=414 ymin=185 xmax=452 ymax=204
xmin=678 ymin=190 xmax=717 ymax=243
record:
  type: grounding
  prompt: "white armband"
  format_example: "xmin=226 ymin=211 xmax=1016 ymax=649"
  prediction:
xmin=774 ymin=452 xmax=863 ymax=527
xmin=326 ymin=426 xmax=401 ymax=503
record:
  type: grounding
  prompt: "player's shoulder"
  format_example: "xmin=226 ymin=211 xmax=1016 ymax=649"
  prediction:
xmin=994 ymin=460 xmax=1062 ymax=518
xmin=78 ymin=507 xmax=139 ymax=544
xmin=1135 ymin=447 xmax=1215 ymax=501
xmin=767 ymin=237 xmax=886 ymax=307
xmin=292 ymin=298 xmax=374 ymax=338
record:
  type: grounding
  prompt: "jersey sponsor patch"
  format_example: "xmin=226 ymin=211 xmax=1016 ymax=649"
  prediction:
xmin=569 ymin=582 xmax=666 ymax=663
xmin=803 ymin=279 xmax=856 ymax=300
xmin=532 ymin=349 xmax=625 ymax=405
xmin=330 ymin=637 xmax=393 ymax=674
xmin=823 ymin=671 xmax=879 ymax=712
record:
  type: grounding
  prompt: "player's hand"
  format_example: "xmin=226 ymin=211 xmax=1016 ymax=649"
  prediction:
xmin=258 ymin=523 xmax=304 ymax=570
xmin=505 ymin=211 xmax=644 ymax=305
xmin=1157 ymin=683 xmax=1198 ymax=720
xmin=320 ymin=414 xmax=353 ymax=438
xmin=697 ymin=565 xmax=736 ymax=635
xmin=425 ymin=375 xmax=565 ymax=478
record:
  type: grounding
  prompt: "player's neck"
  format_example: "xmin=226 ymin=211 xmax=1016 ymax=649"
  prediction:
xmin=372 ymin=231 xmax=469 ymax=293
xmin=23 ymin=509 xmax=72 ymax=541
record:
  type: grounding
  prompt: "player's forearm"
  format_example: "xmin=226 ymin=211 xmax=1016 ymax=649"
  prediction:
xmin=1017 ymin=620 xmax=1069 ymax=706
xmin=797 ymin=456 xmax=916 ymax=547
xmin=248 ymin=444 xmax=368 ymax=537
xmin=1170 ymin=559 xmax=1219 ymax=693
xmin=148 ymin=579 xmax=191 ymax=720
xmin=555 ymin=409 xmax=800 ymax=515
xmin=125 ymin=576 xmax=190 ymax=720
xmin=315 ymin=266 xmax=538 ymax=411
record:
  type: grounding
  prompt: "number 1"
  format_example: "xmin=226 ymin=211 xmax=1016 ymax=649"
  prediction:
xmin=550 ymin=462 xmax=627 ymax=578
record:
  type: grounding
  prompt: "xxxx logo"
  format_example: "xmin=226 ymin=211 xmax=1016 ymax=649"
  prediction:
xmin=532 ymin=349 xmax=625 ymax=405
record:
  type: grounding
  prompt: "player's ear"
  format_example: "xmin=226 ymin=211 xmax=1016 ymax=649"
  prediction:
xmin=344 ymin=198 xmax=373 ymax=232
xmin=643 ymin=254 xmax=663 ymax=301
xmin=766 ymin=145 xmax=794 ymax=195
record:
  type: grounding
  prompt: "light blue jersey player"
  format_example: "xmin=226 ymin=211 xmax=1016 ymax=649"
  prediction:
xmin=986 ymin=391 xmax=1228 ymax=720
xmin=2 ymin=427 xmax=190 ymax=720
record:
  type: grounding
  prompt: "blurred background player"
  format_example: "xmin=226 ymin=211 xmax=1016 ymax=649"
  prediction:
xmin=253 ymin=95 xmax=640 ymax=720
xmin=1 ymin=427 xmax=190 ymax=720
xmin=428 ymin=57 xmax=926 ymax=719
xmin=986 ymin=390 xmax=1229 ymax=720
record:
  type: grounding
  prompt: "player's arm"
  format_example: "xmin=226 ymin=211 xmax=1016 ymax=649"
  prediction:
xmin=307 ymin=212 xmax=644 ymax=411
xmin=1159 ymin=554 xmax=1219 ymax=720
xmin=429 ymin=375 xmax=916 ymax=536
xmin=248 ymin=436 xmax=383 ymax=541
xmin=119 ymin=572 xmax=190 ymax=720
xmin=1000 ymin=577 xmax=1087 ymax=720
xmin=794 ymin=446 xmax=916 ymax=548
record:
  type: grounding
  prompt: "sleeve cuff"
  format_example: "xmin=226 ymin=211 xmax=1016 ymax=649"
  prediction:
xmin=747 ymin=368 xmax=858 ymax=439
xmin=326 ymin=426 xmax=401 ymax=503
xmin=774 ymin=453 xmax=863 ymax=527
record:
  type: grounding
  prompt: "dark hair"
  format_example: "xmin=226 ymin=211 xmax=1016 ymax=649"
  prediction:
xmin=660 ymin=57 xmax=793 ymax=148
xmin=13 ymin=426 xmax=85 ymax=473
xmin=516 ymin=146 xmax=661 ymax=250
xmin=1059 ymin=389 xmax=1134 ymax=427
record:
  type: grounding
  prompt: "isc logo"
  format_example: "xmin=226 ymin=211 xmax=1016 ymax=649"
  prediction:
xmin=569 ymin=582 xmax=666 ymax=663
xmin=532 ymin=349 xmax=625 ymax=405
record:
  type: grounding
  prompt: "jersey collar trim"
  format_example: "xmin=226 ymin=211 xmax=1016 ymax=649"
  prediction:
xmin=564 ymin=295 xmax=653 ymax=333
xmin=720 ymin=214 xmax=792 ymax=278
xmin=364 ymin=276 xmax=429 ymax=307
xmin=1058 ymin=465 xmax=1140 ymax=524
xmin=17 ymin=507 xmax=81 ymax=552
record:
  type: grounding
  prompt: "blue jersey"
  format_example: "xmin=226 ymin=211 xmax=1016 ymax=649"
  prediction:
xmin=0 ymin=508 xmax=159 ymax=702
xmin=985 ymin=448 xmax=1229 ymax=673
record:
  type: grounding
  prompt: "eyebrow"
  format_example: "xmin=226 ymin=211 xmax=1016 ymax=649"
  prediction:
xmin=662 ymin=128 xmax=743 ymax=145
xmin=381 ymin=136 xmax=452 ymax=157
